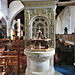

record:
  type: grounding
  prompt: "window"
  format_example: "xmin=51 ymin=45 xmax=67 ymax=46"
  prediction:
xmin=68 ymin=16 xmax=71 ymax=33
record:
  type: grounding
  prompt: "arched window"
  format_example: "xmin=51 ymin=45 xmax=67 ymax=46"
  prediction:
xmin=68 ymin=16 xmax=71 ymax=33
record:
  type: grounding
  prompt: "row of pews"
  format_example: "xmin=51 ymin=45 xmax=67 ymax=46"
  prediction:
xmin=5 ymin=40 xmax=25 ymax=51
xmin=56 ymin=34 xmax=75 ymax=42
xmin=55 ymin=36 xmax=74 ymax=65
xmin=0 ymin=39 xmax=26 ymax=75
xmin=0 ymin=39 xmax=11 ymax=48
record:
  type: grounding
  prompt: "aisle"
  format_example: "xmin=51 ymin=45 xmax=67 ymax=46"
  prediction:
xmin=55 ymin=65 xmax=75 ymax=75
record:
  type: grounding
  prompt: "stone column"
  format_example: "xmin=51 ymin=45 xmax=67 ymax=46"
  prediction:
xmin=11 ymin=29 xmax=13 ymax=40
xmin=74 ymin=27 xmax=75 ymax=71
xmin=17 ymin=19 xmax=20 ymax=37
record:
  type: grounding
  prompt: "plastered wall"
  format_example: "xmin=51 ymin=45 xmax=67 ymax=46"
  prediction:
xmin=56 ymin=6 xmax=75 ymax=34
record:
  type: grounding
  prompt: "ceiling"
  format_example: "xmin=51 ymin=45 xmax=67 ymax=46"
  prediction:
xmin=8 ymin=0 xmax=71 ymax=13
xmin=8 ymin=0 xmax=71 ymax=17
xmin=7 ymin=0 xmax=71 ymax=7
xmin=8 ymin=0 xmax=15 ymax=7
xmin=56 ymin=0 xmax=71 ymax=17
xmin=7 ymin=0 xmax=71 ymax=24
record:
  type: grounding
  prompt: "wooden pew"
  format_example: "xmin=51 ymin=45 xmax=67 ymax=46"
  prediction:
xmin=3 ymin=51 xmax=27 ymax=73
xmin=19 ymin=52 xmax=27 ymax=72
xmin=5 ymin=40 xmax=25 ymax=51
xmin=6 ymin=56 xmax=18 ymax=75
xmin=0 ymin=56 xmax=6 ymax=72
xmin=0 ymin=39 xmax=10 ymax=48
xmin=4 ymin=51 xmax=18 ymax=56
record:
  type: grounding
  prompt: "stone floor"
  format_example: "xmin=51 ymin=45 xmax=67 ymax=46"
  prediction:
xmin=19 ymin=71 xmax=63 ymax=75
xmin=55 ymin=71 xmax=63 ymax=75
xmin=20 ymin=72 xmax=25 ymax=75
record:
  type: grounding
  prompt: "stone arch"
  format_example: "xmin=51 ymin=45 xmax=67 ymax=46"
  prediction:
xmin=29 ymin=15 xmax=50 ymax=38
xmin=9 ymin=1 xmax=24 ymax=26
xmin=10 ymin=8 xmax=24 ymax=26
xmin=0 ymin=17 xmax=7 ymax=25
xmin=62 ymin=7 xmax=70 ymax=33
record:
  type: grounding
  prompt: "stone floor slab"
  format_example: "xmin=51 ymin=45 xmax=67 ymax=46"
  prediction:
xmin=20 ymin=71 xmax=63 ymax=75
xmin=54 ymin=71 xmax=63 ymax=75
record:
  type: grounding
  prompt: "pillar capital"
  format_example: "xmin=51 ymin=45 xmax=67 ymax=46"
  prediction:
xmin=21 ymin=0 xmax=58 ymax=9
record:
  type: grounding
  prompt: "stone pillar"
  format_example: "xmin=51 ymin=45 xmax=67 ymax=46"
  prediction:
xmin=7 ymin=26 xmax=10 ymax=37
xmin=11 ymin=29 xmax=13 ymax=40
xmin=17 ymin=19 xmax=20 ymax=37
xmin=74 ymin=27 xmax=75 ymax=71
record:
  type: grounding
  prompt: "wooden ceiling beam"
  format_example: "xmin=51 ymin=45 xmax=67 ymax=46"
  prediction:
xmin=56 ymin=1 xmax=75 ymax=6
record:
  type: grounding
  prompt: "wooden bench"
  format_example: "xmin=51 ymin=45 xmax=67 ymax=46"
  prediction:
xmin=0 ymin=56 xmax=6 ymax=72
xmin=5 ymin=40 xmax=25 ymax=51
xmin=3 ymin=51 xmax=27 ymax=73
xmin=6 ymin=56 xmax=18 ymax=75
xmin=4 ymin=51 xmax=18 ymax=56
xmin=0 ymin=39 xmax=10 ymax=48
xmin=19 ymin=52 xmax=27 ymax=72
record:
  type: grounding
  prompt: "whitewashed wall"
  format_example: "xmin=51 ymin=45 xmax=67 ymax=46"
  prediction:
xmin=8 ymin=0 xmax=24 ymax=36
xmin=1 ymin=0 xmax=8 ymax=19
xmin=56 ymin=16 xmax=62 ymax=34
xmin=69 ymin=6 xmax=75 ymax=33
xmin=0 ymin=0 xmax=9 ymax=36
xmin=0 ymin=0 xmax=24 ymax=37
xmin=0 ymin=0 xmax=8 ymax=25
xmin=56 ymin=6 xmax=75 ymax=34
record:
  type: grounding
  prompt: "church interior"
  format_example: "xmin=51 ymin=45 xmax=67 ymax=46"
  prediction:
xmin=0 ymin=0 xmax=75 ymax=75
